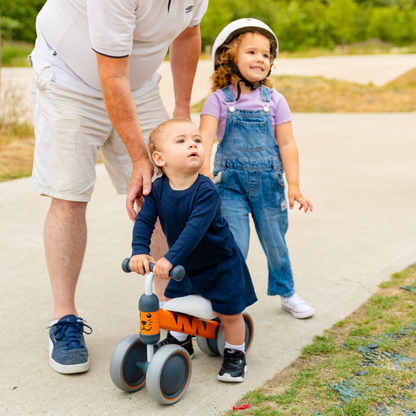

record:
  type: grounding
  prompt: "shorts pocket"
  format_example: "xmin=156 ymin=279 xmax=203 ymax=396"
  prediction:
xmin=36 ymin=67 xmax=52 ymax=91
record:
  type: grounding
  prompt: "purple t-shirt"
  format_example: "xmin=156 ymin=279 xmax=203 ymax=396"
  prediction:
xmin=200 ymin=83 xmax=293 ymax=141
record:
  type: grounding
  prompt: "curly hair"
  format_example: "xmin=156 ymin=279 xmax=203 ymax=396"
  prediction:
xmin=211 ymin=31 xmax=274 ymax=92
xmin=148 ymin=117 xmax=195 ymax=175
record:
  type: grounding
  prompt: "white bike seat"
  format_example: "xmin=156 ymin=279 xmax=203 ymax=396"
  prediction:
xmin=163 ymin=295 xmax=217 ymax=320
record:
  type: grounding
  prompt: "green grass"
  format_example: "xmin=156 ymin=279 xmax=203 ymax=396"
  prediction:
xmin=224 ymin=263 xmax=416 ymax=416
xmin=1 ymin=41 xmax=33 ymax=67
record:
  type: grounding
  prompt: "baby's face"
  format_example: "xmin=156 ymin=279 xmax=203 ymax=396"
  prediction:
xmin=156 ymin=122 xmax=205 ymax=175
xmin=236 ymin=33 xmax=271 ymax=84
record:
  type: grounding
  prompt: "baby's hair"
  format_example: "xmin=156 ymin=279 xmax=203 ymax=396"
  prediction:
xmin=211 ymin=31 xmax=274 ymax=92
xmin=148 ymin=117 xmax=195 ymax=174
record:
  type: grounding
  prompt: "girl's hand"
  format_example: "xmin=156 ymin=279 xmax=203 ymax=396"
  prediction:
xmin=153 ymin=257 xmax=173 ymax=280
xmin=129 ymin=254 xmax=155 ymax=275
xmin=199 ymin=166 xmax=214 ymax=181
xmin=288 ymin=186 xmax=313 ymax=213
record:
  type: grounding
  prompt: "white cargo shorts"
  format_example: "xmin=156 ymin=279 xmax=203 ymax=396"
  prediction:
xmin=30 ymin=67 xmax=169 ymax=202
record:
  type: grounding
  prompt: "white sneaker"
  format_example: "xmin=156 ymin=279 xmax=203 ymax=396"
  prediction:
xmin=281 ymin=294 xmax=315 ymax=319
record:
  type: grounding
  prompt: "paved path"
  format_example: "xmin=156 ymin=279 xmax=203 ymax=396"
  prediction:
xmin=1 ymin=112 xmax=415 ymax=415
xmin=1 ymin=55 xmax=416 ymax=414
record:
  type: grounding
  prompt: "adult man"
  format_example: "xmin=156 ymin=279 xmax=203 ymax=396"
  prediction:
xmin=30 ymin=0 xmax=208 ymax=374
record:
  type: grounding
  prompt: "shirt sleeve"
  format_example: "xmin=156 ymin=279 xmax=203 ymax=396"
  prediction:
xmin=131 ymin=191 xmax=158 ymax=257
xmin=164 ymin=184 xmax=220 ymax=266
xmin=87 ymin=0 xmax=137 ymax=57
xmin=189 ymin=0 xmax=209 ymax=27
xmin=200 ymin=91 xmax=222 ymax=120
xmin=272 ymin=90 xmax=293 ymax=125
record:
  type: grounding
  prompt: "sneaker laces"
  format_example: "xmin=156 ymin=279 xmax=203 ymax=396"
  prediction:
xmin=48 ymin=318 xmax=92 ymax=350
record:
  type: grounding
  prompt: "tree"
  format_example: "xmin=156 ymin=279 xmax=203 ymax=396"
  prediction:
xmin=327 ymin=0 xmax=358 ymax=46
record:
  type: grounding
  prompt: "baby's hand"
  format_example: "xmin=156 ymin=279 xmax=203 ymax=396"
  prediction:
xmin=129 ymin=254 xmax=155 ymax=275
xmin=288 ymin=186 xmax=313 ymax=213
xmin=153 ymin=257 xmax=173 ymax=280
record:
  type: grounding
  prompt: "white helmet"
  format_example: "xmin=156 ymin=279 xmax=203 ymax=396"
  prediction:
xmin=212 ymin=18 xmax=279 ymax=70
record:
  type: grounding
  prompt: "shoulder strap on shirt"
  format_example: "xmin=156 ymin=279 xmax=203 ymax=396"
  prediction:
xmin=261 ymin=86 xmax=271 ymax=103
xmin=221 ymin=85 xmax=235 ymax=103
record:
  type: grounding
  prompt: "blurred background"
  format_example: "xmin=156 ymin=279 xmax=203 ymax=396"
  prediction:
xmin=0 ymin=0 xmax=416 ymax=181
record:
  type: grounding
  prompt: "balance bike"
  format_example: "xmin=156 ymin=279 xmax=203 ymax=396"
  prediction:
xmin=109 ymin=258 xmax=254 ymax=405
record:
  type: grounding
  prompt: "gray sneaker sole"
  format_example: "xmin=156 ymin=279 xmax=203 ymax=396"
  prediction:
xmin=217 ymin=365 xmax=247 ymax=383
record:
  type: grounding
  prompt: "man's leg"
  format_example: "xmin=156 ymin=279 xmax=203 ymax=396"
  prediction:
xmin=44 ymin=198 xmax=87 ymax=320
xmin=45 ymin=198 xmax=92 ymax=374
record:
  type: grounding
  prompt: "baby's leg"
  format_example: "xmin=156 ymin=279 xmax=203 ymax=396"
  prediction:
xmin=216 ymin=312 xmax=247 ymax=383
xmin=216 ymin=312 xmax=245 ymax=346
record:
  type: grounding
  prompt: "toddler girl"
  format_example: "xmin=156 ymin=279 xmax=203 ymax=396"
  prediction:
xmin=199 ymin=18 xmax=314 ymax=319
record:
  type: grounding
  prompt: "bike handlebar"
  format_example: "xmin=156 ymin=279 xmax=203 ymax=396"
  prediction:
xmin=121 ymin=258 xmax=185 ymax=281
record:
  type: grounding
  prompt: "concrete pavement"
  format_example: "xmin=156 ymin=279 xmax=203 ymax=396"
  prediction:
xmin=1 ymin=55 xmax=416 ymax=415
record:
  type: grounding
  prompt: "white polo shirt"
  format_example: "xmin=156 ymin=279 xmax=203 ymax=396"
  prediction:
xmin=31 ymin=0 xmax=208 ymax=98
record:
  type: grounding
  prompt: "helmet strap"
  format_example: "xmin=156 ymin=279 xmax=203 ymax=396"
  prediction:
xmin=228 ymin=61 xmax=270 ymax=101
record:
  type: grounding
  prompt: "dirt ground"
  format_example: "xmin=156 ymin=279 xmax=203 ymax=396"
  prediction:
xmin=1 ymin=69 xmax=415 ymax=182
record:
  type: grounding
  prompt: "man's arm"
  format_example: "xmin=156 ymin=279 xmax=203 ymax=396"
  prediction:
xmin=96 ymin=54 xmax=154 ymax=221
xmin=169 ymin=25 xmax=201 ymax=119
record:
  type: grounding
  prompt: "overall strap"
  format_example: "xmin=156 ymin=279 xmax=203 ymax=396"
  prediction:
xmin=261 ymin=86 xmax=271 ymax=103
xmin=221 ymin=85 xmax=235 ymax=103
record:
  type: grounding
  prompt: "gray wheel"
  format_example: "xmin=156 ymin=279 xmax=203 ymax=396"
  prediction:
xmin=110 ymin=334 xmax=147 ymax=392
xmin=218 ymin=311 xmax=254 ymax=357
xmin=196 ymin=317 xmax=221 ymax=356
xmin=146 ymin=345 xmax=192 ymax=405
xmin=196 ymin=335 xmax=220 ymax=356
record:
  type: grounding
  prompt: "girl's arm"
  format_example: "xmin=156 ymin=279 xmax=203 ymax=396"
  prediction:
xmin=275 ymin=121 xmax=313 ymax=212
xmin=199 ymin=114 xmax=219 ymax=180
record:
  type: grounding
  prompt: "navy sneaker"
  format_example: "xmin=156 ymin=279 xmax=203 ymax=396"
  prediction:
xmin=48 ymin=315 xmax=92 ymax=374
xmin=217 ymin=348 xmax=247 ymax=382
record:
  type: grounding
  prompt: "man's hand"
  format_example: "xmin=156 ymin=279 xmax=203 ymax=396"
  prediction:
xmin=127 ymin=158 xmax=154 ymax=221
xmin=153 ymin=257 xmax=173 ymax=280
xmin=129 ymin=254 xmax=156 ymax=275
xmin=288 ymin=185 xmax=313 ymax=212
xmin=96 ymin=53 xmax=154 ymax=222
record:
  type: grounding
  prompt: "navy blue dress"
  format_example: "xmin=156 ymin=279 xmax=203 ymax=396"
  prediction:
xmin=132 ymin=174 xmax=257 ymax=315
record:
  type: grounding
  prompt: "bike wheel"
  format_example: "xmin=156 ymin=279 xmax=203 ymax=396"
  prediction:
xmin=110 ymin=334 xmax=147 ymax=392
xmin=146 ymin=345 xmax=192 ymax=404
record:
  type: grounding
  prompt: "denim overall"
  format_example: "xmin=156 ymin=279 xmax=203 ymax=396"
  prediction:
xmin=213 ymin=85 xmax=295 ymax=297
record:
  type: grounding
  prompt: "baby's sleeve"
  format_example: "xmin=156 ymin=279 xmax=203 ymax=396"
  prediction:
xmin=200 ymin=91 xmax=222 ymax=120
xmin=272 ymin=90 xmax=293 ymax=125
xmin=131 ymin=190 xmax=158 ymax=257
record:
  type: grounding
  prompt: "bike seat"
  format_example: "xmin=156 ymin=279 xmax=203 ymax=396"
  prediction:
xmin=163 ymin=295 xmax=217 ymax=320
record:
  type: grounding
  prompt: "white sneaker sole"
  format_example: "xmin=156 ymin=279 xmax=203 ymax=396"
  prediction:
xmin=282 ymin=305 xmax=315 ymax=319
xmin=49 ymin=338 xmax=89 ymax=374
xmin=217 ymin=365 xmax=247 ymax=383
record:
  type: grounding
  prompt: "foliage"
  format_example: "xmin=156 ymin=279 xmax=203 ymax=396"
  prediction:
xmin=0 ymin=0 xmax=46 ymax=43
xmin=1 ymin=0 xmax=416 ymax=50
xmin=200 ymin=0 xmax=416 ymax=51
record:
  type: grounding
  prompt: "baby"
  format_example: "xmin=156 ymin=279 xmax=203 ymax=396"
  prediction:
xmin=129 ymin=117 xmax=257 ymax=382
